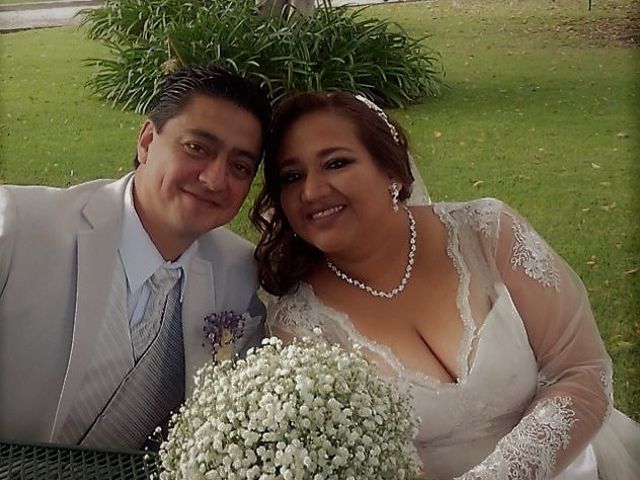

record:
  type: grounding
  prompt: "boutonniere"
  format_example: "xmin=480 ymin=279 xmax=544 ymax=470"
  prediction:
xmin=203 ymin=310 xmax=247 ymax=362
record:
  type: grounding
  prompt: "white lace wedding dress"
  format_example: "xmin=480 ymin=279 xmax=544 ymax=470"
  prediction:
xmin=266 ymin=198 xmax=640 ymax=480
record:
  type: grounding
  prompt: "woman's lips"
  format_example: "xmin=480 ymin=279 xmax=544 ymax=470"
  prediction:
xmin=309 ymin=205 xmax=345 ymax=220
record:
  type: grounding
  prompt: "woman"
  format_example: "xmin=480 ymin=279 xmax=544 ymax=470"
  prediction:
xmin=251 ymin=91 xmax=639 ymax=479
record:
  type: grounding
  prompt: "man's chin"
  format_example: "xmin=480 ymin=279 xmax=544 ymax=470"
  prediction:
xmin=176 ymin=199 xmax=241 ymax=232
xmin=183 ymin=190 xmax=222 ymax=209
xmin=180 ymin=213 xmax=235 ymax=236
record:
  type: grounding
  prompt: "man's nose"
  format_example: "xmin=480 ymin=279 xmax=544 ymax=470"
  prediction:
xmin=198 ymin=156 xmax=228 ymax=191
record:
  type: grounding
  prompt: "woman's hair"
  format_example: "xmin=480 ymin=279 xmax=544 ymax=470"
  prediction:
xmin=251 ymin=91 xmax=414 ymax=296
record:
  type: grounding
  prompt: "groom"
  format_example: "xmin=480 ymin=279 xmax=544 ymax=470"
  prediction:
xmin=0 ymin=65 xmax=271 ymax=450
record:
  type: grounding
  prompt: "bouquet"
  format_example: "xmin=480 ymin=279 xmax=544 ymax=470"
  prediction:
xmin=158 ymin=337 xmax=422 ymax=480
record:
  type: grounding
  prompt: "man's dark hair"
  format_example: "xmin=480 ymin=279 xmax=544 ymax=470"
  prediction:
xmin=133 ymin=64 xmax=271 ymax=167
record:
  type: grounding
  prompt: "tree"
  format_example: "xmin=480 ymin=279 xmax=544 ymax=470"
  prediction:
xmin=257 ymin=0 xmax=315 ymax=19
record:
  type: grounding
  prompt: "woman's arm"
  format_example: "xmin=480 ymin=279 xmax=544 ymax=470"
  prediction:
xmin=457 ymin=202 xmax=612 ymax=479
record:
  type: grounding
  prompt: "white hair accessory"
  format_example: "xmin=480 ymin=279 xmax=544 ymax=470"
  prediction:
xmin=354 ymin=94 xmax=400 ymax=144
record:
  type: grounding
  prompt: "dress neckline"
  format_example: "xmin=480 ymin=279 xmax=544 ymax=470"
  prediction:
xmin=294 ymin=202 xmax=502 ymax=388
xmin=296 ymin=280 xmax=517 ymax=390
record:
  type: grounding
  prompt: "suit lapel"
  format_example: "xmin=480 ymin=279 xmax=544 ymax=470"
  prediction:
xmin=182 ymin=256 xmax=216 ymax=396
xmin=50 ymin=175 xmax=132 ymax=442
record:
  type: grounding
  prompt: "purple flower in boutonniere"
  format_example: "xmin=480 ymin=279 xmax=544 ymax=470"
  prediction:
xmin=203 ymin=310 xmax=247 ymax=361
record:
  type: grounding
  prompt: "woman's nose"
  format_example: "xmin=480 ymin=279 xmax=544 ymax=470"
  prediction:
xmin=301 ymin=173 xmax=329 ymax=202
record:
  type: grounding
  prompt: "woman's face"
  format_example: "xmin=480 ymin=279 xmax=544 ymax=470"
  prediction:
xmin=276 ymin=111 xmax=395 ymax=256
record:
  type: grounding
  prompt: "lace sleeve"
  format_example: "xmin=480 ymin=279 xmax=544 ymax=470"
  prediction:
xmin=265 ymin=285 xmax=325 ymax=342
xmin=457 ymin=202 xmax=613 ymax=479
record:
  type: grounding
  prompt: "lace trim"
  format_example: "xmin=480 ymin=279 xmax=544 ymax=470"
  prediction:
xmin=432 ymin=203 xmax=481 ymax=381
xmin=505 ymin=211 xmax=560 ymax=290
xmin=307 ymin=283 xmax=449 ymax=389
xmin=436 ymin=198 xmax=561 ymax=290
xmin=455 ymin=396 xmax=577 ymax=480
xmin=463 ymin=203 xmax=500 ymax=237
xmin=536 ymin=371 xmax=557 ymax=391
xmin=267 ymin=286 xmax=323 ymax=333
xmin=272 ymin=282 xmax=466 ymax=390
xmin=601 ymin=367 xmax=614 ymax=420
xmin=433 ymin=198 xmax=501 ymax=239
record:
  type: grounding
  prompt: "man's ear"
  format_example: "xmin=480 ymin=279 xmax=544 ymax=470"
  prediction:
xmin=137 ymin=120 xmax=155 ymax=165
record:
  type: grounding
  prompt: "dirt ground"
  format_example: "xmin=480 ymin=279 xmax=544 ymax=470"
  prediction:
xmin=555 ymin=4 xmax=640 ymax=47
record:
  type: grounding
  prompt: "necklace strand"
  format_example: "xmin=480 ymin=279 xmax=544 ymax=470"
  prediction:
xmin=326 ymin=206 xmax=416 ymax=299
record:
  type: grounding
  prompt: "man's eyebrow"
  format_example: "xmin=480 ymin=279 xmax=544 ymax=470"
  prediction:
xmin=186 ymin=128 xmax=222 ymax=145
xmin=187 ymin=128 xmax=259 ymax=163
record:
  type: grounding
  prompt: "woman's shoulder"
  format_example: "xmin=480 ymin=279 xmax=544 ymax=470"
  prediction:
xmin=267 ymin=282 xmax=320 ymax=326
xmin=432 ymin=196 xmax=506 ymax=215
xmin=430 ymin=197 xmax=508 ymax=237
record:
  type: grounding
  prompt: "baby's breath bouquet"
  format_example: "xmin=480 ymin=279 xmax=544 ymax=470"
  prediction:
xmin=158 ymin=337 xmax=422 ymax=480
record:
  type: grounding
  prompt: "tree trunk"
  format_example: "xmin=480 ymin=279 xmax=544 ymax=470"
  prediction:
xmin=257 ymin=0 xmax=316 ymax=19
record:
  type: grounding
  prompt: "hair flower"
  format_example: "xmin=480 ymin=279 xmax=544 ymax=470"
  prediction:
xmin=202 ymin=310 xmax=247 ymax=361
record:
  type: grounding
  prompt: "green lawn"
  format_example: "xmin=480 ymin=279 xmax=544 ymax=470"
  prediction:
xmin=0 ymin=0 xmax=638 ymax=419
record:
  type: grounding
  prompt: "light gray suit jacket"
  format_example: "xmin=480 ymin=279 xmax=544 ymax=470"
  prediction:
xmin=0 ymin=173 xmax=264 ymax=444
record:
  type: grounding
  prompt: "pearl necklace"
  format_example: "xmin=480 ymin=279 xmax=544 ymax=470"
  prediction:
xmin=326 ymin=206 xmax=416 ymax=299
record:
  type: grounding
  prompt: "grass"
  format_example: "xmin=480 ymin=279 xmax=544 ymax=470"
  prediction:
xmin=1 ymin=0 xmax=638 ymax=419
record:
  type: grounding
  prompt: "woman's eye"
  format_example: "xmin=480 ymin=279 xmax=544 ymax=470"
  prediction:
xmin=326 ymin=157 xmax=351 ymax=170
xmin=279 ymin=171 xmax=301 ymax=185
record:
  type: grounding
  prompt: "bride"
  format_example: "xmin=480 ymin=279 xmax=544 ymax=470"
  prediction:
xmin=250 ymin=91 xmax=640 ymax=479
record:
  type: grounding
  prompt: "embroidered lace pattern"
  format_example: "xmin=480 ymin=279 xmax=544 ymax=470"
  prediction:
xmin=601 ymin=367 xmax=614 ymax=420
xmin=436 ymin=199 xmax=560 ymax=290
xmin=460 ymin=201 xmax=500 ymax=237
xmin=505 ymin=212 xmax=560 ymax=290
xmin=432 ymin=203 xmax=484 ymax=381
xmin=455 ymin=396 xmax=576 ymax=480
xmin=536 ymin=372 xmax=556 ymax=391
xmin=267 ymin=285 xmax=323 ymax=334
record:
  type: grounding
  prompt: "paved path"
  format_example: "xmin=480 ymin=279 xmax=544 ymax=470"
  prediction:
xmin=0 ymin=0 xmax=100 ymax=31
xmin=0 ymin=0 xmax=417 ymax=32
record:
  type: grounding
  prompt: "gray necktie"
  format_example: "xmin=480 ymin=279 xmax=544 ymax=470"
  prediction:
xmin=131 ymin=267 xmax=182 ymax=361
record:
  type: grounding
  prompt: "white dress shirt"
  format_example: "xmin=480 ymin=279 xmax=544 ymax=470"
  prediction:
xmin=118 ymin=176 xmax=197 ymax=328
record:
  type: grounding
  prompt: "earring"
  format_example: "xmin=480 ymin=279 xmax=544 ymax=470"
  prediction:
xmin=389 ymin=182 xmax=400 ymax=212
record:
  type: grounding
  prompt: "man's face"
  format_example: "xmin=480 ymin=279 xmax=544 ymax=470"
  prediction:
xmin=134 ymin=94 xmax=263 ymax=260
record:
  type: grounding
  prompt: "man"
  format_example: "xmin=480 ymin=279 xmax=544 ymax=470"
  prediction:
xmin=0 ymin=65 xmax=271 ymax=450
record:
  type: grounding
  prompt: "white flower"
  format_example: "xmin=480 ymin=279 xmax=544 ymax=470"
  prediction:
xmin=159 ymin=337 xmax=422 ymax=479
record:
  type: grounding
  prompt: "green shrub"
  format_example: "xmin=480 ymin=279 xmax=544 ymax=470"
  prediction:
xmin=80 ymin=0 xmax=443 ymax=111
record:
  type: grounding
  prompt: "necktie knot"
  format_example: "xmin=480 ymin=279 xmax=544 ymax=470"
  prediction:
xmin=149 ymin=267 xmax=182 ymax=296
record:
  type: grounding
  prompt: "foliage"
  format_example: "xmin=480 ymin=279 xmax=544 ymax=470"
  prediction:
xmin=79 ymin=0 xmax=443 ymax=111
